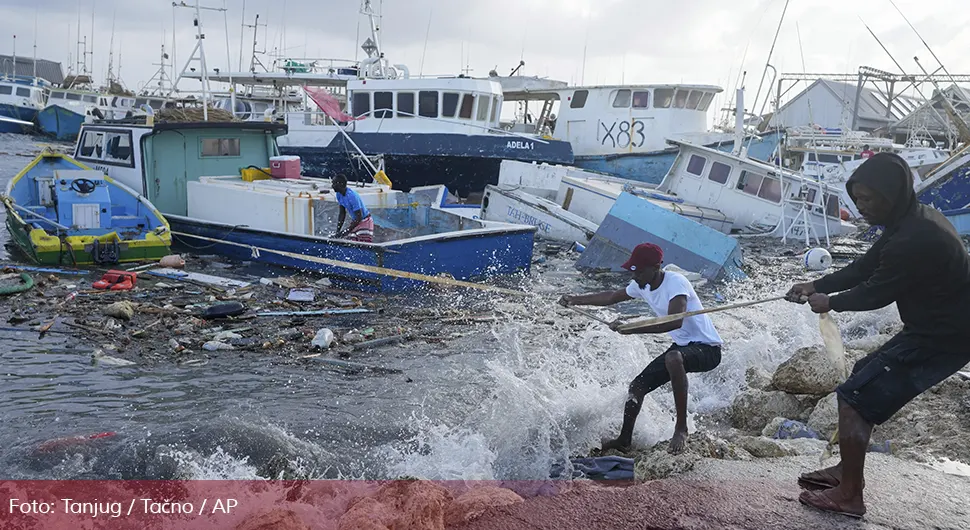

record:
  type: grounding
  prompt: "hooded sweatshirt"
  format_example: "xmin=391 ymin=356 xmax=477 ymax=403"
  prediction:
xmin=813 ymin=152 xmax=970 ymax=351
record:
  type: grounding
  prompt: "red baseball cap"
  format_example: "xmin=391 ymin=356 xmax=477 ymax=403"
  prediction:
xmin=621 ymin=243 xmax=664 ymax=271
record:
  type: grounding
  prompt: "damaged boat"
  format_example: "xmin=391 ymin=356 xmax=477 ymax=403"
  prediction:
xmin=2 ymin=150 xmax=171 ymax=265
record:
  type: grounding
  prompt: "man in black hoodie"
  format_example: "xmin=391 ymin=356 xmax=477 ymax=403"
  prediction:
xmin=786 ymin=152 xmax=970 ymax=518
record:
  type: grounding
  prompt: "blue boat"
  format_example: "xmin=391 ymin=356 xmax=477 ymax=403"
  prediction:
xmin=916 ymin=148 xmax=970 ymax=212
xmin=0 ymin=76 xmax=48 ymax=134
xmin=37 ymin=88 xmax=104 ymax=141
xmin=576 ymin=191 xmax=747 ymax=282
xmin=72 ymin=120 xmax=539 ymax=293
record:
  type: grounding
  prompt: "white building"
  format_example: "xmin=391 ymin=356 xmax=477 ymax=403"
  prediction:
xmin=767 ymin=79 xmax=923 ymax=133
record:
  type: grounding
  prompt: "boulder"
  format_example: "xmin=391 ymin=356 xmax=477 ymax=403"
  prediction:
xmin=737 ymin=436 xmax=792 ymax=458
xmin=633 ymin=433 xmax=750 ymax=481
xmin=737 ymin=436 xmax=828 ymax=458
xmin=729 ymin=389 xmax=817 ymax=432
xmin=235 ymin=509 xmax=309 ymax=530
xmin=808 ymin=393 xmax=840 ymax=439
xmin=771 ymin=346 xmax=844 ymax=396
xmin=337 ymin=480 xmax=452 ymax=530
xmin=745 ymin=366 xmax=773 ymax=390
xmin=444 ymin=487 xmax=524 ymax=526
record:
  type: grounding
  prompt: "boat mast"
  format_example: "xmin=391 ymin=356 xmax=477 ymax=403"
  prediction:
xmin=360 ymin=0 xmax=385 ymax=78
xmin=172 ymin=0 xmax=228 ymax=121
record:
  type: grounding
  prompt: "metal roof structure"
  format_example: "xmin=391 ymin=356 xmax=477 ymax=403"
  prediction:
xmin=890 ymin=84 xmax=970 ymax=137
xmin=0 ymin=55 xmax=65 ymax=85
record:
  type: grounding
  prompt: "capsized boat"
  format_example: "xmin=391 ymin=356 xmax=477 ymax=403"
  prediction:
xmin=2 ymin=151 xmax=171 ymax=265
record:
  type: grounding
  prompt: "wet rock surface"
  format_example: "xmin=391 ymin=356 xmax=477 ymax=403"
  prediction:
xmin=729 ymin=389 xmax=818 ymax=432
xmin=772 ymin=345 xmax=845 ymax=395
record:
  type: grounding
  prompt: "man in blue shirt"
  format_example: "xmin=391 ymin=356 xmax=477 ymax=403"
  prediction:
xmin=332 ymin=174 xmax=373 ymax=242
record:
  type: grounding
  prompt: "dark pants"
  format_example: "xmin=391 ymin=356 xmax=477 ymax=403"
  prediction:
xmin=617 ymin=342 xmax=722 ymax=442
xmin=837 ymin=332 xmax=970 ymax=425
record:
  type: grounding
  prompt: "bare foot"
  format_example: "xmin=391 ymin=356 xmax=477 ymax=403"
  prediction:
xmin=600 ymin=438 xmax=631 ymax=452
xmin=799 ymin=486 xmax=866 ymax=518
xmin=668 ymin=429 xmax=688 ymax=454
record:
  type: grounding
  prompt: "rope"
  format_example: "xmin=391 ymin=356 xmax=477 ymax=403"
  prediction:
xmin=172 ymin=224 xmax=246 ymax=250
xmin=170 ymin=230 xmax=529 ymax=297
xmin=0 ymin=273 xmax=35 ymax=295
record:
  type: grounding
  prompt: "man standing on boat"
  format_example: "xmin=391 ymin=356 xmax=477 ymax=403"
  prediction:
xmin=860 ymin=144 xmax=875 ymax=159
xmin=559 ymin=243 xmax=723 ymax=454
xmin=332 ymin=174 xmax=374 ymax=243
xmin=786 ymin=152 xmax=970 ymax=518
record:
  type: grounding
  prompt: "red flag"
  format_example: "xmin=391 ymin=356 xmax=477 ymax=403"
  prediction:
xmin=304 ymin=86 xmax=363 ymax=122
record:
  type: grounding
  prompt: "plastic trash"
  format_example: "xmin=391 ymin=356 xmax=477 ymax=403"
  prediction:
xmin=159 ymin=254 xmax=186 ymax=268
xmin=287 ymin=288 xmax=315 ymax=302
xmin=202 ymin=341 xmax=234 ymax=351
xmin=773 ymin=419 xmax=821 ymax=440
xmin=311 ymin=328 xmax=334 ymax=349
xmin=202 ymin=302 xmax=246 ymax=319
xmin=571 ymin=242 xmax=586 ymax=253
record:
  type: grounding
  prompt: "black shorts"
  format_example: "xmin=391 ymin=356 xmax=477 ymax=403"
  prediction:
xmin=629 ymin=342 xmax=722 ymax=396
xmin=837 ymin=332 xmax=970 ymax=425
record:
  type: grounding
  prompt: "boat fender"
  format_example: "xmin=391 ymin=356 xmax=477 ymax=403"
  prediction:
xmin=804 ymin=248 xmax=832 ymax=271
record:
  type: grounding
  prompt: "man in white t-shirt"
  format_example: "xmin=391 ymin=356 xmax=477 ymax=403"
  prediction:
xmin=559 ymin=243 xmax=723 ymax=454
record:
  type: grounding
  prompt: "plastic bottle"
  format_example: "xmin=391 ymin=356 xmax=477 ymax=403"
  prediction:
xmin=311 ymin=328 xmax=334 ymax=349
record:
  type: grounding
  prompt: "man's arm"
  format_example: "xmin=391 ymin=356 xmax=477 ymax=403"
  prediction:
xmin=615 ymin=295 xmax=687 ymax=335
xmin=560 ymin=289 xmax=632 ymax=307
xmin=335 ymin=206 xmax=347 ymax=236
xmin=827 ymin=239 xmax=915 ymax=312
xmin=813 ymin=238 xmax=885 ymax=294
xmin=345 ymin=209 xmax=364 ymax=233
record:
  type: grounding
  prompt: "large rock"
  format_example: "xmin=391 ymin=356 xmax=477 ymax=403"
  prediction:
xmin=745 ymin=366 xmax=773 ymax=390
xmin=444 ymin=487 xmax=524 ymax=526
xmin=729 ymin=389 xmax=817 ymax=432
xmin=235 ymin=509 xmax=309 ymax=530
xmin=737 ymin=436 xmax=828 ymax=458
xmin=808 ymin=393 xmax=840 ymax=439
xmin=633 ymin=433 xmax=751 ymax=481
xmin=771 ymin=346 xmax=845 ymax=396
xmin=337 ymin=480 xmax=453 ymax=530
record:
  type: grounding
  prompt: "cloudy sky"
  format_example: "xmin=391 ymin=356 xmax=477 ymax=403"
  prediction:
xmin=1 ymin=0 xmax=968 ymax=121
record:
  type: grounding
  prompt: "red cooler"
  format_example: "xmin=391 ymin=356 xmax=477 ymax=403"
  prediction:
xmin=270 ymin=155 xmax=302 ymax=179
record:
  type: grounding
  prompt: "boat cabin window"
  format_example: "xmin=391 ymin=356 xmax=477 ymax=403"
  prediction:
xmin=49 ymin=91 xmax=64 ymax=100
xmin=66 ymin=93 xmax=81 ymax=101
xmin=699 ymin=92 xmax=715 ymax=111
xmin=78 ymin=131 xmax=104 ymax=158
xmin=808 ymin=153 xmax=844 ymax=164
xmin=613 ymin=89 xmax=632 ymax=108
xmin=0 ymin=86 xmax=10 ymax=95
xmin=686 ymin=154 xmax=707 ymax=176
xmin=397 ymin=92 xmax=414 ymax=118
xmin=632 ymin=91 xmax=650 ymax=108
xmin=490 ymin=96 xmax=501 ymax=123
xmin=442 ymin=92 xmax=459 ymax=118
xmin=201 ymin=138 xmax=241 ymax=157
xmin=686 ymin=90 xmax=702 ymax=110
xmin=673 ymin=90 xmax=689 ymax=109
xmin=16 ymin=87 xmax=30 ymax=98
xmin=352 ymin=91 xmax=370 ymax=118
xmin=374 ymin=91 xmax=393 ymax=118
xmin=654 ymin=89 xmax=673 ymax=108
xmin=736 ymin=170 xmax=781 ymax=203
xmin=476 ymin=96 xmax=489 ymax=121
xmin=459 ymin=94 xmax=475 ymax=119
xmin=135 ymin=98 xmax=147 ymax=107
xmin=824 ymin=193 xmax=840 ymax=217
xmin=419 ymin=90 xmax=438 ymax=118
xmin=83 ymin=95 xmax=98 ymax=104
xmin=570 ymin=89 xmax=588 ymax=109
xmin=708 ymin=161 xmax=731 ymax=184
xmin=758 ymin=176 xmax=782 ymax=203
xmin=103 ymin=132 xmax=133 ymax=166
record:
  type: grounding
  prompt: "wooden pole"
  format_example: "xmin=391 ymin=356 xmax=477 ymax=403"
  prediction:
xmin=618 ymin=295 xmax=786 ymax=332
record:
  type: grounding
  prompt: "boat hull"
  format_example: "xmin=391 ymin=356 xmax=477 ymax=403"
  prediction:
xmin=37 ymin=106 xmax=85 ymax=141
xmin=0 ymin=104 xmax=38 ymax=134
xmin=168 ymin=215 xmax=536 ymax=293
xmin=280 ymin=131 xmax=574 ymax=197
xmin=3 ymin=213 xmax=170 ymax=266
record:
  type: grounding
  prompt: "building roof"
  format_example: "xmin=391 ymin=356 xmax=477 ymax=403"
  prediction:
xmin=775 ymin=79 xmax=924 ymax=126
xmin=890 ymin=83 xmax=970 ymax=134
xmin=0 ymin=55 xmax=64 ymax=85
